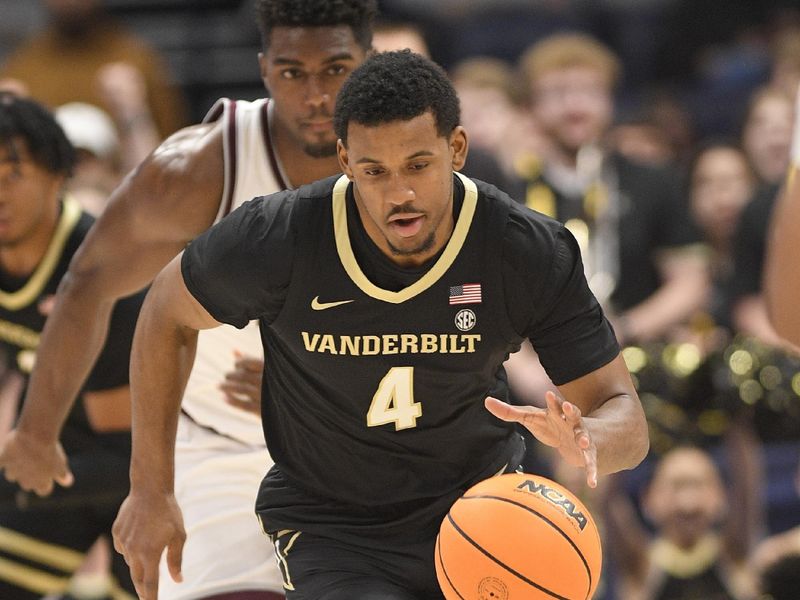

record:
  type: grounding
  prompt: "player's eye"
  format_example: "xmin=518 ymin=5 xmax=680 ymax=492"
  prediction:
xmin=0 ymin=163 xmax=22 ymax=183
xmin=281 ymin=69 xmax=303 ymax=80
xmin=326 ymin=64 xmax=347 ymax=77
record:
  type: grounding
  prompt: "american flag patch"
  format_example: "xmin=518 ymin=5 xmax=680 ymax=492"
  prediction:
xmin=449 ymin=283 xmax=482 ymax=305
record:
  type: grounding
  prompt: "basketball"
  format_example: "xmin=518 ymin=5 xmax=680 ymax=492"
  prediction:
xmin=435 ymin=472 xmax=602 ymax=600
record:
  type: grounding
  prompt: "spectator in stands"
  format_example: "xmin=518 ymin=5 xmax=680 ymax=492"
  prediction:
xmin=450 ymin=56 xmax=547 ymax=183
xmin=729 ymin=87 xmax=795 ymax=349
xmin=602 ymin=431 xmax=762 ymax=600
xmin=0 ymin=0 xmax=187 ymax=139
xmin=518 ymin=33 xmax=709 ymax=345
xmin=688 ymin=142 xmax=756 ymax=333
xmin=607 ymin=116 xmax=676 ymax=168
xmin=741 ymin=87 xmax=794 ymax=187
xmin=752 ymin=459 xmax=800 ymax=600
xmin=55 ymin=102 xmax=121 ymax=216
xmin=769 ymin=26 xmax=800 ymax=100
xmin=371 ymin=20 xmax=430 ymax=57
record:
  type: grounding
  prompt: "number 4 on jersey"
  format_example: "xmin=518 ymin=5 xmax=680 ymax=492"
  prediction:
xmin=366 ymin=367 xmax=421 ymax=430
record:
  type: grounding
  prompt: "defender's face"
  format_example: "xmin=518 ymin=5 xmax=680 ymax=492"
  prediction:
xmin=0 ymin=140 xmax=63 ymax=247
xmin=532 ymin=67 xmax=613 ymax=156
xmin=260 ymin=25 xmax=367 ymax=158
xmin=337 ymin=112 xmax=468 ymax=268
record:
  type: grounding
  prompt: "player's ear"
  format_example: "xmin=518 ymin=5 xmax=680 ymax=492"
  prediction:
xmin=257 ymin=53 xmax=271 ymax=94
xmin=450 ymin=125 xmax=468 ymax=171
xmin=337 ymin=139 xmax=354 ymax=180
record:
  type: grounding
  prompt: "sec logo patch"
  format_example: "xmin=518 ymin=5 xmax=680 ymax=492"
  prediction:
xmin=454 ymin=308 xmax=476 ymax=332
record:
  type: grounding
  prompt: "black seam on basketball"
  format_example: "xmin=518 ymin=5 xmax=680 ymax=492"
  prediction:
xmin=462 ymin=494 xmax=593 ymax=598
xmin=446 ymin=513 xmax=571 ymax=600
xmin=437 ymin=534 xmax=467 ymax=600
xmin=456 ymin=494 xmax=593 ymax=599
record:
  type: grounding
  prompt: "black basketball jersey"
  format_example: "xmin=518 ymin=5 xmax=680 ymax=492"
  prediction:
xmin=182 ymin=173 xmax=618 ymax=534
xmin=0 ymin=199 xmax=86 ymax=378
xmin=0 ymin=199 xmax=143 ymax=449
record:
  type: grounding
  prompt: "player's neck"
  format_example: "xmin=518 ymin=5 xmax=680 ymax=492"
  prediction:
xmin=271 ymin=120 xmax=341 ymax=188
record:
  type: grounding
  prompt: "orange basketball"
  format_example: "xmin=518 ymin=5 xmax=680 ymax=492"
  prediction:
xmin=435 ymin=473 xmax=602 ymax=600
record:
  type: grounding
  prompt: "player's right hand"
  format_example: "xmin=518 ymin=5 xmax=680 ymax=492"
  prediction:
xmin=113 ymin=489 xmax=186 ymax=600
xmin=0 ymin=428 xmax=73 ymax=496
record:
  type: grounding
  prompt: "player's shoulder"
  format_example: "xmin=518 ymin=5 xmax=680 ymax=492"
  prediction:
xmin=464 ymin=173 xmax=566 ymax=262
xmin=298 ymin=174 xmax=342 ymax=201
xmin=124 ymin=120 xmax=223 ymax=199
xmin=126 ymin=120 xmax=224 ymax=201
xmin=203 ymin=97 xmax=268 ymax=124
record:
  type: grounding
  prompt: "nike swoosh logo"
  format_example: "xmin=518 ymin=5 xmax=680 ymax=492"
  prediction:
xmin=311 ymin=296 xmax=355 ymax=311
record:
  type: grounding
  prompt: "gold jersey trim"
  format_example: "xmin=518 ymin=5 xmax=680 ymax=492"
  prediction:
xmin=332 ymin=172 xmax=478 ymax=304
xmin=650 ymin=534 xmax=720 ymax=578
xmin=0 ymin=197 xmax=82 ymax=311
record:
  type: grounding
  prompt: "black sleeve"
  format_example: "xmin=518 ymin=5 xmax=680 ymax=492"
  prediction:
xmin=181 ymin=194 xmax=295 ymax=328
xmin=503 ymin=209 xmax=619 ymax=385
xmin=83 ymin=289 xmax=146 ymax=392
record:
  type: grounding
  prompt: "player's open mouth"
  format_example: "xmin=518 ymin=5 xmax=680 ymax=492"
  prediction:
xmin=388 ymin=214 xmax=424 ymax=238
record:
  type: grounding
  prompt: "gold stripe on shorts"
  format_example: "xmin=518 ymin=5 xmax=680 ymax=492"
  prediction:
xmin=0 ymin=556 xmax=70 ymax=594
xmin=0 ymin=526 xmax=83 ymax=571
xmin=274 ymin=530 xmax=302 ymax=591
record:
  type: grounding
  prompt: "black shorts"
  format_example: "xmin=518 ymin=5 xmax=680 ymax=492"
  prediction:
xmin=0 ymin=431 xmax=133 ymax=599
xmin=270 ymin=529 xmax=444 ymax=600
xmin=263 ymin=437 xmax=527 ymax=599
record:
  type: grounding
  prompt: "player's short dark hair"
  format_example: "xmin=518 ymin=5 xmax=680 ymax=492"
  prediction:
xmin=255 ymin=0 xmax=376 ymax=51
xmin=334 ymin=50 xmax=461 ymax=146
xmin=0 ymin=93 xmax=75 ymax=176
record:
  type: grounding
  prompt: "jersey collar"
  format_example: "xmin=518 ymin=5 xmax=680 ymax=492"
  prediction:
xmin=332 ymin=172 xmax=477 ymax=303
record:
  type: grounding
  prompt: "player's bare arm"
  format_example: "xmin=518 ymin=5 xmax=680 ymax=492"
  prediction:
xmin=765 ymin=86 xmax=800 ymax=346
xmin=486 ymin=353 xmax=648 ymax=488
xmin=113 ymin=254 xmax=220 ymax=600
xmin=0 ymin=122 xmax=226 ymax=494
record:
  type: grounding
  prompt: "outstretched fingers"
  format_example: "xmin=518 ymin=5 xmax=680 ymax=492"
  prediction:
xmin=484 ymin=396 xmax=541 ymax=428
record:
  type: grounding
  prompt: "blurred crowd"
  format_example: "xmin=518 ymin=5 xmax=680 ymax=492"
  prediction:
xmin=2 ymin=0 xmax=800 ymax=599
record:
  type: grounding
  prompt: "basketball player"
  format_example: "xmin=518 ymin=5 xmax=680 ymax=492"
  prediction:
xmin=113 ymin=51 xmax=649 ymax=600
xmin=0 ymin=1 xmax=376 ymax=599
xmin=765 ymin=86 xmax=800 ymax=347
xmin=0 ymin=93 xmax=143 ymax=599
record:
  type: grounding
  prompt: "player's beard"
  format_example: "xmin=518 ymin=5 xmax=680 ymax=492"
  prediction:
xmin=386 ymin=230 xmax=436 ymax=258
xmin=303 ymin=141 xmax=338 ymax=159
